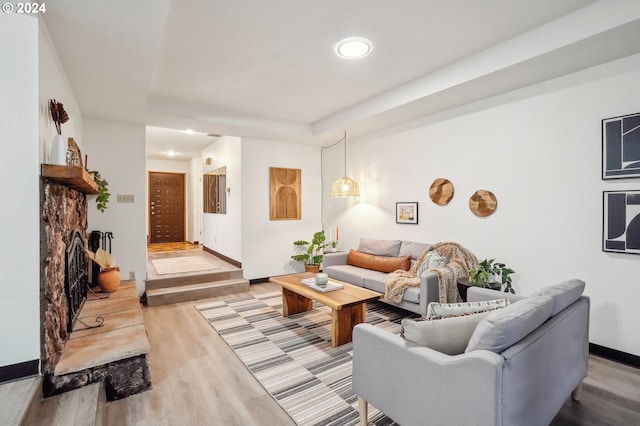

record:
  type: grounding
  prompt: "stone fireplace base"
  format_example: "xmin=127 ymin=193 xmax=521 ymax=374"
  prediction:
xmin=43 ymin=281 xmax=151 ymax=400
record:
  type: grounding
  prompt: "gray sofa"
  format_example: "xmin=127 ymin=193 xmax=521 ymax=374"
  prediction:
xmin=323 ymin=238 xmax=439 ymax=316
xmin=353 ymin=279 xmax=590 ymax=426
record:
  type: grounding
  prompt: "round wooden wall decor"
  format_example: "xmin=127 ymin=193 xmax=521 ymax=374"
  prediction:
xmin=429 ymin=178 xmax=454 ymax=206
xmin=469 ymin=190 xmax=497 ymax=217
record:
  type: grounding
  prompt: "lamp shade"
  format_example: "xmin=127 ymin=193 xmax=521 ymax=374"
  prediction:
xmin=331 ymin=176 xmax=360 ymax=197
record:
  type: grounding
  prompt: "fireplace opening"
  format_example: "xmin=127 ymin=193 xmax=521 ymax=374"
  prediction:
xmin=65 ymin=229 xmax=104 ymax=332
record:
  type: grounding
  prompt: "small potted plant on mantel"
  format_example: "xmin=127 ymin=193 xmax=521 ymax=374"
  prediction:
xmin=468 ymin=258 xmax=516 ymax=294
xmin=89 ymin=170 xmax=111 ymax=212
xmin=291 ymin=231 xmax=328 ymax=273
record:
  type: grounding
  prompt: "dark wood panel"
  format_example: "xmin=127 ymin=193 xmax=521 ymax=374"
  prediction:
xmin=148 ymin=172 xmax=185 ymax=243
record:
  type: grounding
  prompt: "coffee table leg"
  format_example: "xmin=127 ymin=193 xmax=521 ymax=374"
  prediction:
xmin=282 ymin=287 xmax=313 ymax=316
xmin=331 ymin=303 xmax=366 ymax=347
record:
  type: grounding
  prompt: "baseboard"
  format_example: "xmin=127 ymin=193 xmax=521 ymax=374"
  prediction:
xmin=0 ymin=359 xmax=39 ymax=384
xmin=202 ymin=245 xmax=242 ymax=268
xmin=249 ymin=277 xmax=271 ymax=284
xmin=590 ymin=343 xmax=640 ymax=369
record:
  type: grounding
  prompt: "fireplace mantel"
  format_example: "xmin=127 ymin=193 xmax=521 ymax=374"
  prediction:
xmin=41 ymin=164 xmax=99 ymax=194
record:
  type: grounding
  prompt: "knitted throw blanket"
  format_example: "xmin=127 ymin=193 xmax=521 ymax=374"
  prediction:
xmin=384 ymin=242 xmax=479 ymax=304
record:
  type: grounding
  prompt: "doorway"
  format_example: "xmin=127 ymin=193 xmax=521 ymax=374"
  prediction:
xmin=149 ymin=171 xmax=186 ymax=243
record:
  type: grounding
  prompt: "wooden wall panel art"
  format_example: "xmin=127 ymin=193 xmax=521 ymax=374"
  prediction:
xmin=429 ymin=178 xmax=454 ymax=205
xmin=270 ymin=167 xmax=301 ymax=220
xmin=469 ymin=190 xmax=497 ymax=217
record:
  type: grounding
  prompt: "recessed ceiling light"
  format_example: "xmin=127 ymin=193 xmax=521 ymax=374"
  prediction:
xmin=185 ymin=129 xmax=194 ymax=134
xmin=165 ymin=150 xmax=177 ymax=157
xmin=335 ymin=37 xmax=372 ymax=59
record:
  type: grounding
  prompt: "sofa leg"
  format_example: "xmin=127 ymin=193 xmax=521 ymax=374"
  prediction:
xmin=571 ymin=382 xmax=583 ymax=401
xmin=358 ymin=396 xmax=368 ymax=425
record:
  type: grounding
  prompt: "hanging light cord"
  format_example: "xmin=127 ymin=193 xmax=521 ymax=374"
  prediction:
xmin=320 ymin=131 xmax=348 ymax=234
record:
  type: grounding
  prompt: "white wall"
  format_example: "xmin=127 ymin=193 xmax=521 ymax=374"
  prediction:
xmin=84 ymin=118 xmax=147 ymax=295
xmin=38 ymin=18 xmax=82 ymax=161
xmin=0 ymin=14 xmax=40 ymax=368
xmin=146 ymin=157 xmax=194 ymax=242
xmin=241 ymin=138 xmax=322 ymax=279
xmin=324 ymin=54 xmax=640 ymax=356
xmin=202 ymin=136 xmax=242 ymax=261
xmin=190 ymin=157 xmax=203 ymax=243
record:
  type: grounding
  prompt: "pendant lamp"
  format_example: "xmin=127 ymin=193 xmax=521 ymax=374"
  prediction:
xmin=331 ymin=132 xmax=360 ymax=197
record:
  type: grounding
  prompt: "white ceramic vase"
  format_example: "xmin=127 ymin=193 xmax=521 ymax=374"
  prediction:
xmin=51 ymin=134 xmax=67 ymax=165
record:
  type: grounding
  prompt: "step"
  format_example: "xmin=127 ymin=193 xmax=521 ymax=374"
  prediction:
xmin=145 ymin=268 xmax=244 ymax=290
xmin=146 ymin=278 xmax=250 ymax=306
xmin=0 ymin=376 xmax=40 ymax=426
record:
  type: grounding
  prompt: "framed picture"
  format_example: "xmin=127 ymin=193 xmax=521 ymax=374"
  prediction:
xmin=396 ymin=202 xmax=418 ymax=224
xmin=603 ymin=190 xmax=640 ymax=254
xmin=602 ymin=112 xmax=640 ymax=179
xmin=270 ymin=167 xmax=301 ymax=220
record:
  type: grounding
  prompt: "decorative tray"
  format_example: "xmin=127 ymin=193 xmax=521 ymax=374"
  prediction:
xmin=301 ymin=278 xmax=344 ymax=292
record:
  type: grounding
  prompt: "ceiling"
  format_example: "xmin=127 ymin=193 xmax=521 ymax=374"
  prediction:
xmin=42 ymin=1 xmax=640 ymax=159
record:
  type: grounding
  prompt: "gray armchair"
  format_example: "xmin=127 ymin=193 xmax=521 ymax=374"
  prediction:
xmin=353 ymin=280 xmax=589 ymax=426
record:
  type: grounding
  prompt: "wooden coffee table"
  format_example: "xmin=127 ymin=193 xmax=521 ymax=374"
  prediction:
xmin=269 ymin=273 xmax=381 ymax=347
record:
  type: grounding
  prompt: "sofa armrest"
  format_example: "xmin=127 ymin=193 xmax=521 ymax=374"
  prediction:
xmin=419 ymin=270 xmax=441 ymax=307
xmin=353 ymin=323 xmax=504 ymax=426
xmin=322 ymin=251 xmax=349 ymax=268
xmin=467 ymin=286 xmax=526 ymax=303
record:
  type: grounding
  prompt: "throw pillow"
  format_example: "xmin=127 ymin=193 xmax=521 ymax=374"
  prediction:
xmin=401 ymin=310 xmax=492 ymax=355
xmin=347 ymin=249 xmax=411 ymax=273
xmin=358 ymin=238 xmax=402 ymax=257
xmin=465 ymin=295 xmax=554 ymax=354
xmin=416 ymin=251 xmax=447 ymax=276
xmin=426 ymin=298 xmax=510 ymax=320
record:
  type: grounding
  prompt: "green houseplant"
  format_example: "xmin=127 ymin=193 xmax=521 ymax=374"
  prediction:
xmin=90 ymin=171 xmax=111 ymax=212
xmin=291 ymin=231 xmax=327 ymax=273
xmin=468 ymin=258 xmax=515 ymax=294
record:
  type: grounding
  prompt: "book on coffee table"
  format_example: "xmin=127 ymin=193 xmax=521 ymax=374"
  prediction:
xmin=301 ymin=278 xmax=344 ymax=292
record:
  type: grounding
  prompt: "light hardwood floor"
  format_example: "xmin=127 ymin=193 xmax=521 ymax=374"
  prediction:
xmin=20 ymin=282 xmax=640 ymax=425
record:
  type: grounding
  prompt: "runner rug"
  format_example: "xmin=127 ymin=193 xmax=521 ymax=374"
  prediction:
xmin=151 ymin=256 xmax=219 ymax=275
xmin=195 ymin=291 xmax=414 ymax=426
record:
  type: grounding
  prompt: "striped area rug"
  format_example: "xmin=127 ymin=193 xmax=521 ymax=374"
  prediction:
xmin=196 ymin=291 xmax=413 ymax=426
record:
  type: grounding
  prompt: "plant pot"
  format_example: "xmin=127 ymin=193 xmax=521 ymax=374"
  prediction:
xmin=304 ymin=264 xmax=320 ymax=274
xmin=97 ymin=267 xmax=121 ymax=292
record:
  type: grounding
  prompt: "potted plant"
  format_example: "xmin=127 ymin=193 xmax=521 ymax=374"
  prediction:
xmin=468 ymin=258 xmax=515 ymax=294
xmin=89 ymin=170 xmax=110 ymax=212
xmin=86 ymin=248 xmax=120 ymax=292
xmin=327 ymin=240 xmax=338 ymax=253
xmin=48 ymin=99 xmax=70 ymax=165
xmin=291 ymin=231 xmax=327 ymax=273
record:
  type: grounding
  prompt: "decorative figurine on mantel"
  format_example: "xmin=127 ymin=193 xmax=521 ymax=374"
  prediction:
xmin=48 ymin=99 xmax=69 ymax=165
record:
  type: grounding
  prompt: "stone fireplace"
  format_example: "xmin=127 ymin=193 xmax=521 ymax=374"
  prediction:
xmin=40 ymin=180 xmax=89 ymax=377
xmin=40 ymin=165 xmax=150 ymax=400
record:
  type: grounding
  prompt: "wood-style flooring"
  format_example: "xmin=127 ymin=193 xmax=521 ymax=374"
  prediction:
xmin=147 ymin=241 xmax=200 ymax=253
xmin=15 ymin=282 xmax=640 ymax=425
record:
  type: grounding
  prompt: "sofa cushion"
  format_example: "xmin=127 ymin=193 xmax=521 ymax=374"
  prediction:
xmin=529 ymin=279 xmax=585 ymax=317
xmin=347 ymin=249 xmax=411 ymax=273
xmin=358 ymin=238 xmax=402 ymax=256
xmin=323 ymin=265 xmax=366 ymax=287
xmin=399 ymin=241 xmax=432 ymax=260
xmin=401 ymin=311 xmax=492 ymax=355
xmin=426 ymin=298 xmax=510 ymax=320
xmin=465 ymin=295 xmax=554 ymax=354
xmin=362 ymin=271 xmax=389 ymax=293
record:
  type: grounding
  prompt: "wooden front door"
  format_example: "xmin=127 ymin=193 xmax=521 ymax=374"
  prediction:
xmin=149 ymin=172 xmax=185 ymax=243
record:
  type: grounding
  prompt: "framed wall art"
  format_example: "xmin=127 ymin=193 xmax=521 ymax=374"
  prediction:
xmin=270 ymin=167 xmax=301 ymax=220
xmin=602 ymin=112 xmax=640 ymax=179
xmin=603 ymin=190 xmax=640 ymax=254
xmin=396 ymin=202 xmax=418 ymax=224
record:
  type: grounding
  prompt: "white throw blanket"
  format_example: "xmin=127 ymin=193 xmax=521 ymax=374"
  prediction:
xmin=385 ymin=242 xmax=478 ymax=304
